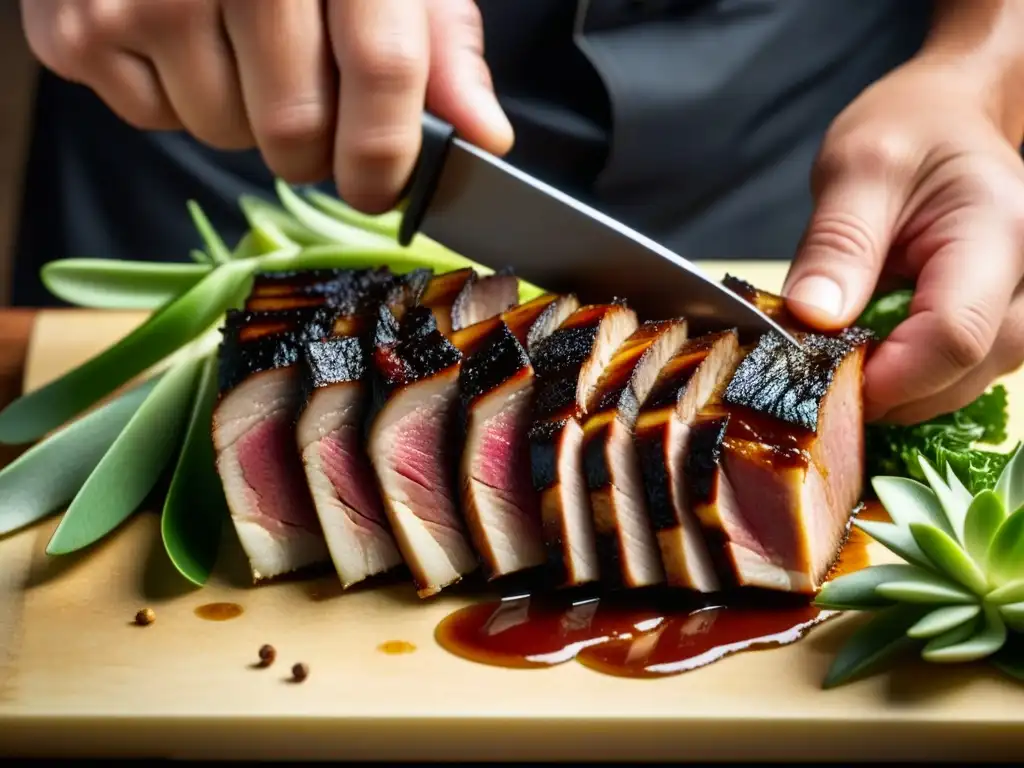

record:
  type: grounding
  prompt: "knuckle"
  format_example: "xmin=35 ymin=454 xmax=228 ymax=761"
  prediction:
xmin=259 ymin=100 xmax=332 ymax=149
xmin=995 ymin=311 xmax=1024 ymax=373
xmin=46 ymin=3 xmax=96 ymax=71
xmin=345 ymin=32 xmax=425 ymax=91
xmin=343 ymin=126 xmax=418 ymax=171
xmin=802 ymin=211 xmax=881 ymax=265
xmin=815 ymin=131 xmax=912 ymax=183
xmin=83 ymin=0 xmax=132 ymax=41
xmin=932 ymin=306 xmax=995 ymax=372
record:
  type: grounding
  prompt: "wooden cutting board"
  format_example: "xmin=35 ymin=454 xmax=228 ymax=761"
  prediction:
xmin=2 ymin=262 xmax=1023 ymax=761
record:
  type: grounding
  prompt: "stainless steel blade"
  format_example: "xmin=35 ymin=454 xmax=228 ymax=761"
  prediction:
xmin=418 ymin=138 xmax=799 ymax=344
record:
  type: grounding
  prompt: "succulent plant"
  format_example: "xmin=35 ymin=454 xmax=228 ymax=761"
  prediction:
xmin=816 ymin=445 xmax=1024 ymax=688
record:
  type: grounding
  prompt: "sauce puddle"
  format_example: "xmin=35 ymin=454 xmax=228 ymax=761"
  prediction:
xmin=436 ymin=501 xmax=882 ymax=678
xmin=194 ymin=602 xmax=244 ymax=621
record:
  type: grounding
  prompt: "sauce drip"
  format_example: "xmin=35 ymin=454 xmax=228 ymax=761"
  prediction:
xmin=378 ymin=640 xmax=417 ymax=655
xmin=194 ymin=602 xmax=244 ymax=621
xmin=435 ymin=502 xmax=881 ymax=678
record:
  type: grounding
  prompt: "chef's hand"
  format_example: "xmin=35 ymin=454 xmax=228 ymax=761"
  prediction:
xmin=20 ymin=0 xmax=513 ymax=213
xmin=782 ymin=55 xmax=1024 ymax=425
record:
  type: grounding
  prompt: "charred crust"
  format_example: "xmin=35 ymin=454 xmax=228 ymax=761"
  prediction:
xmin=722 ymin=330 xmax=866 ymax=433
xmin=526 ymin=294 xmax=578 ymax=356
xmin=458 ymin=323 xmax=530 ymax=409
xmin=528 ymin=418 xmax=568 ymax=492
xmin=582 ymin=423 xmax=613 ymax=491
xmin=530 ymin=374 xmax=579 ymax=422
xmin=301 ymin=337 xmax=366 ymax=389
xmin=530 ymin=326 xmax=600 ymax=376
xmin=635 ymin=422 xmax=675 ymax=532
xmin=685 ymin=416 xmax=730 ymax=505
xmin=218 ymin=306 xmax=341 ymax=394
xmin=593 ymin=525 xmax=626 ymax=591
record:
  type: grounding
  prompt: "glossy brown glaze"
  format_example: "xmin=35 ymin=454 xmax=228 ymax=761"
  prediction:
xmin=194 ymin=602 xmax=245 ymax=621
xmin=434 ymin=516 xmax=874 ymax=678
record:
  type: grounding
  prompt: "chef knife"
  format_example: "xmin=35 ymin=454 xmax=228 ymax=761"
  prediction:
xmin=397 ymin=113 xmax=800 ymax=345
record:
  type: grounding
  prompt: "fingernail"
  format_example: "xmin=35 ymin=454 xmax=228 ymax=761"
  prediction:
xmin=787 ymin=276 xmax=844 ymax=320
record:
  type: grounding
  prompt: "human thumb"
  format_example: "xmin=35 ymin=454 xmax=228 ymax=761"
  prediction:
xmin=783 ymin=174 xmax=899 ymax=330
xmin=425 ymin=0 xmax=514 ymax=155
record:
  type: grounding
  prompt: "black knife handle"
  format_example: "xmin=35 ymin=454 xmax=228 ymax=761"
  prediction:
xmin=397 ymin=112 xmax=455 ymax=247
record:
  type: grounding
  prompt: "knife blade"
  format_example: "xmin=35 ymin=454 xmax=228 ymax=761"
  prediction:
xmin=398 ymin=113 xmax=799 ymax=345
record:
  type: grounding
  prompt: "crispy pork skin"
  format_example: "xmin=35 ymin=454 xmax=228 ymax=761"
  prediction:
xmin=529 ymin=303 xmax=640 ymax=588
xmin=634 ymin=330 xmax=742 ymax=592
xmin=582 ymin=319 xmax=689 ymax=589
xmin=687 ymin=328 xmax=871 ymax=594
xmin=214 ymin=318 xmax=335 ymax=582
xmin=455 ymin=294 xmax=580 ymax=580
xmin=366 ymin=306 xmax=477 ymax=597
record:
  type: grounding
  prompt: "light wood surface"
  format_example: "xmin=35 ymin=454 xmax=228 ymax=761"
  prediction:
xmin=1 ymin=263 xmax=1023 ymax=761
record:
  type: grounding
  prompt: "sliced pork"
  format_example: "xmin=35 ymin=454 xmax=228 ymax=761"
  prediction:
xmin=366 ymin=306 xmax=476 ymax=597
xmin=582 ymin=319 xmax=690 ymax=589
xmin=454 ymin=294 xmax=580 ymax=581
xmin=686 ymin=327 xmax=871 ymax=594
xmin=529 ymin=303 xmax=639 ymax=588
xmin=297 ymin=269 xmax=517 ymax=590
xmin=213 ymin=313 xmax=336 ymax=582
xmin=634 ymin=330 xmax=742 ymax=592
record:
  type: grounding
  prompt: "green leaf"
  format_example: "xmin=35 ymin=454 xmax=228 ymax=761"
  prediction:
xmin=239 ymin=194 xmax=327 ymax=249
xmin=0 ymin=259 xmax=252 ymax=445
xmin=962 ymin=490 xmax=1006 ymax=570
xmin=857 ymin=289 xmax=912 ymax=340
xmin=161 ymin=353 xmax=227 ymax=586
xmin=875 ymin=578 xmax=976 ymax=605
xmin=906 ymin=605 xmax=981 ymax=639
xmin=915 ymin=456 xmax=966 ymax=540
xmin=230 ymin=231 xmax=262 ymax=260
xmin=995 ymin=444 xmax=1024 ymax=519
xmin=922 ymin=607 xmax=1005 ymax=663
xmin=986 ymin=579 xmax=1024 ymax=605
xmin=0 ymin=377 xmax=161 ymax=537
xmin=871 ymin=475 xmax=955 ymax=538
xmin=998 ymin=601 xmax=1024 ymax=632
xmin=853 ymin=519 xmax=935 ymax=572
xmin=986 ymin=504 xmax=1024 ymax=586
xmin=189 ymin=249 xmax=212 ymax=265
xmin=909 ymin=522 xmax=989 ymax=594
xmin=945 ymin=462 xmax=974 ymax=510
xmin=187 ymin=201 xmax=231 ymax=265
xmin=274 ymin=180 xmax=400 ymax=250
xmin=41 ymin=259 xmax=211 ymax=310
xmin=822 ymin=605 xmax=928 ymax=689
xmin=302 ymin=187 xmax=401 ymax=237
xmin=46 ymin=355 xmax=203 ymax=555
xmin=814 ymin=564 xmax=918 ymax=610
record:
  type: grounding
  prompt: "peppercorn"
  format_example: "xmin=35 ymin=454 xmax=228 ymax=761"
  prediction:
xmin=258 ymin=644 xmax=276 ymax=667
xmin=134 ymin=607 xmax=155 ymax=626
xmin=291 ymin=662 xmax=309 ymax=682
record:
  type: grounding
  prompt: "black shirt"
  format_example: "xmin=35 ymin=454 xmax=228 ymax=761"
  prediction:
xmin=11 ymin=0 xmax=931 ymax=306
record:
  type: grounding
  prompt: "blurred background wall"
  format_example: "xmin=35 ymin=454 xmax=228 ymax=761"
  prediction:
xmin=0 ymin=0 xmax=37 ymax=306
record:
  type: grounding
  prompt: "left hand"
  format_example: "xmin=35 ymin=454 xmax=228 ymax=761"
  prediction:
xmin=782 ymin=56 xmax=1024 ymax=425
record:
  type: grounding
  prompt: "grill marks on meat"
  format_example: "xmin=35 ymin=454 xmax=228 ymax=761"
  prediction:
xmin=687 ymin=328 xmax=871 ymax=594
xmin=454 ymin=294 xmax=580 ymax=580
xmin=296 ymin=268 xmax=517 ymax=590
xmin=634 ymin=331 xmax=742 ymax=591
xmin=583 ymin=319 xmax=690 ymax=589
xmin=529 ymin=303 xmax=640 ymax=588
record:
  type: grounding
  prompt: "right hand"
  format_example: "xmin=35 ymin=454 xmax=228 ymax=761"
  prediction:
xmin=21 ymin=0 xmax=514 ymax=213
